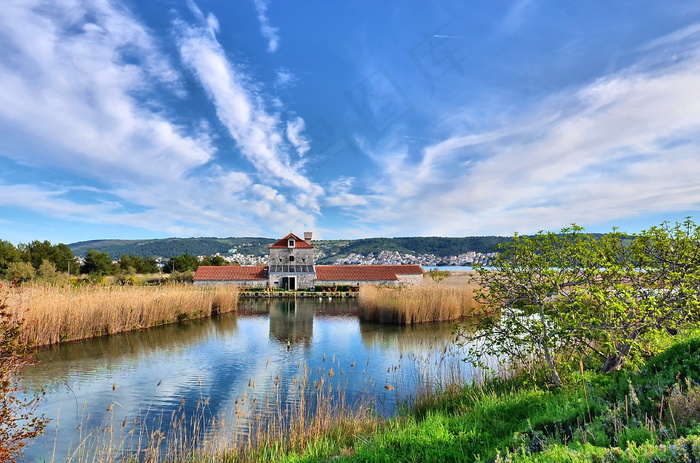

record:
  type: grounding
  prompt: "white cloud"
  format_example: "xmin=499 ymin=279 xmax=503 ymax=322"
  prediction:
xmin=286 ymin=117 xmax=310 ymax=157
xmin=175 ymin=12 xmax=323 ymax=213
xmin=0 ymin=0 xmax=211 ymax=182
xmin=252 ymin=0 xmax=279 ymax=53
xmin=325 ymin=178 xmax=368 ymax=208
xmin=274 ymin=68 xmax=297 ymax=88
xmin=0 ymin=0 xmax=319 ymax=239
xmin=351 ymin=41 xmax=700 ymax=236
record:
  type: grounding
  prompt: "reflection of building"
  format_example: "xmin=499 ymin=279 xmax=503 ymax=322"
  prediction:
xmin=194 ymin=232 xmax=423 ymax=288
xmin=268 ymin=299 xmax=313 ymax=347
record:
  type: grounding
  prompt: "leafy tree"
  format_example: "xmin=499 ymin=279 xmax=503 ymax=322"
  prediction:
xmin=0 ymin=289 xmax=48 ymax=461
xmin=37 ymin=259 xmax=62 ymax=284
xmin=164 ymin=254 xmax=200 ymax=273
xmin=429 ymin=269 xmax=449 ymax=284
xmin=4 ymin=262 xmax=35 ymax=283
xmin=141 ymin=257 xmax=160 ymax=274
xmin=0 ymin=241 xmax=21 ymax=272
xmin=54 ymin=243 xmax=79 ymax=276
xmin=81 ymin=249 xmax=115 ymax=276
xmin=17 ymin=241 xmax=77 ymax=275
xmin=119 ymin=254 xmax=135 ymax=274
xmin=457 ymin=220 xmax=700 ymax=387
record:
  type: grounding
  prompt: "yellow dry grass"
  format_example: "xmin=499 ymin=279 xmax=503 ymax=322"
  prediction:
xmin=2 ymin=282 xmax=239 ymax=346
xmin=358 ymin=278 xmax=488 ymax=324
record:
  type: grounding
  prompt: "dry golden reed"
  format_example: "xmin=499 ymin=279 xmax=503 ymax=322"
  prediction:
xmin=3 ymin=282 xmax=239 ymax=346
xmin=358 ymin=282 xmax=488 ymax=324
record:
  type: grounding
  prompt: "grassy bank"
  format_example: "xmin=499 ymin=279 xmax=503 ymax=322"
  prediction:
xmin=329 ymin=335 xmax=700 ymax=463
xmin=76 ymin=333 xmax=698 ymax=463
xmin=358 ymin=282 xmax=488 ymax=324
xmin=3 ymin=282 xmax=239 ymax=346
xmin=228 ymin=334 xmax=700 ymax=463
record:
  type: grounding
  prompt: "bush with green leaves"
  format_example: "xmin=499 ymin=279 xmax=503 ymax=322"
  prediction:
xmin=458 ymin=219 xmax=700 ymax=386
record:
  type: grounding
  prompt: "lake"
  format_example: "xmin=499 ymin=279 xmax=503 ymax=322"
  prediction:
xmin=20 ymin=297 xmax=479 ymax=461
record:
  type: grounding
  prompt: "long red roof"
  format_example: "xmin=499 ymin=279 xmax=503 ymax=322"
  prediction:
xmin=193 ymin=266 xmax=267 ymax=280
xmin=314 ymin=265 xmax=423 ymax=281
xmin=269 ymin=233 xmax=314 ymax=249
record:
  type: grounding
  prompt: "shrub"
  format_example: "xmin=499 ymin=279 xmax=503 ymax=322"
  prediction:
xmin=0 ymin=285 xmax=47 ymax=461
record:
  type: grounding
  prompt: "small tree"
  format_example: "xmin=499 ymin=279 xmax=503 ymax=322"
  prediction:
xmin=0 ymin=288 xmax=48 ymax=461
xmin=429 ymin=268 xmax=449 ymax=284
xmin=4 ymin=262 xmax=35 ymax=283
xmin=456 ymin=220 xmax=700 ymax=386
xmin=81 ymin=249 xmax=115 ymax=276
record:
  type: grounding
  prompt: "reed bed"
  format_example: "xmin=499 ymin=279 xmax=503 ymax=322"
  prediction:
xmin=3 ymin=282 xmax=239 ymax=346
xmin=358 ymin=282 xmax=489 ymax=324
xmin=51 ymin=360 xmax=381 ymax=463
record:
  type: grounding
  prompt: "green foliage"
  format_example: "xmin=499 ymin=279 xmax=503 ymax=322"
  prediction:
xmin=0 ymin=289 xmax=48 ymax=462
xmin=69 ymin=237 xmax=276 ymax=259
xmin=119 ymin=254 xmax=160 ymax=274
xmin=0 ymin=241 xmax=21 ymax=272
xmin=429 ymin=269 xmax=449 ymax=284
xmin=20 ymin=240 xmax=77 ymax=274
xmin=165 ymin=254 xmax=200 ymax=273
xmin=81 ymin=249 xmax=116 ymax=276
xmin=4 ymin=262 xmax=35 ymax=283
xmin=169 ymin=271 xmax=194 ymax=283
xmin=458 ymin=219 xmax=700 ymax=386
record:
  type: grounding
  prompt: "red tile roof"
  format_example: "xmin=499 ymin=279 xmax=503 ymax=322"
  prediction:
xmin=269 ymin=233 xmax=314 ymax=249
xmin=193 ymin=266 xmax=267 ymax=281
xmin=314 ymin=265 xmax=423 ymax=281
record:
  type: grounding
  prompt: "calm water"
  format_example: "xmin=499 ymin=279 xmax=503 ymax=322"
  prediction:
xmin=20 ymin=298 xmax=477 ymax=461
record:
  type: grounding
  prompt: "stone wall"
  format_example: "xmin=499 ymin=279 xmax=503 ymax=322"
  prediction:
xmin=397 ymin=273 xmax=423 ymax=286
xmin=268 ymin=246 xmax=315 ymax=266
xmin=194 ymin=279 xmax=268 ymax=287
xmin=268 ymin=272 xmax=316 ymax=289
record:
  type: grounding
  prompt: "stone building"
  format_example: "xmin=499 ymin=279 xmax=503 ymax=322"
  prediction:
xmin=193 ymin=232 xmax=424 ymax=288
xmin=267 ymin=232 xmax=316 ymax=290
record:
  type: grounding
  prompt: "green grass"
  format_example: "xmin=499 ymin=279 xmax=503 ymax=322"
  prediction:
xmin=69 ymin=333 xmax=700 ymax=463
xmin=245 ymin=334 xmax=700 ymax=463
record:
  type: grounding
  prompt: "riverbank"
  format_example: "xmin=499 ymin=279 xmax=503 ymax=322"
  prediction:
xmin=3 ymin=282 xmax=239 ymax=346
xmin=218 ymin=332 xmax=700 ymax=462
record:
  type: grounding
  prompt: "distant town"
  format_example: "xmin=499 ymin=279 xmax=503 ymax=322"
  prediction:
xmin=214 ymin=249 xmax=497 ymax=267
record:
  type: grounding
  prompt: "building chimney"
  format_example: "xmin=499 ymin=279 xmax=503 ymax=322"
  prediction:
xmin=304 ymin=231 xmax=313 ymax=241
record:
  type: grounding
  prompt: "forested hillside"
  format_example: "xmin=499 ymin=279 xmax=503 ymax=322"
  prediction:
xmin=68 ymin=238 xmax=276 ymax=259
xmin=68 ymin=236 xmax=511 ymax=259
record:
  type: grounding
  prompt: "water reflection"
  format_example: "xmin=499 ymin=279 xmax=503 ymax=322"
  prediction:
xmin=21 ymin=298 xmax=480 ymax=461
xmin=269 ymin=299 xmax=313 ymax=347
xmin=24 ymin=314 xmax=239 ymax=394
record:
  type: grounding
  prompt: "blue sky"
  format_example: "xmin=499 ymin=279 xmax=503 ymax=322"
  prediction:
xmin=2 ymin=0 xmax=700 ymax=244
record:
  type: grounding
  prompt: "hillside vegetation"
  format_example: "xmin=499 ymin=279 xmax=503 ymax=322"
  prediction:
xmin=68 ymin=236 xmax=512 ymax=260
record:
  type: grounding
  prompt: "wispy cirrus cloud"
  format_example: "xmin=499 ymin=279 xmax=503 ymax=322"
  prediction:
xmin=0 ymin=0 xmax=211 ymax=182
xmin=352 ymin=30 xmax=700 ymax=236
xmin=0 ymin=0 xmax=319 ymax=239
xmin=176 ymin=4 xmax=322 ymax=212
xmin=252 ymin=0 xmax=280 ymax=53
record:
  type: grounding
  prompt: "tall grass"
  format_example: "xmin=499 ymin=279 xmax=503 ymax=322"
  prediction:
xmin=358 ymin=283 xmax=488 ymax=324
xmin=46 ymin=359 xmax=380 ymax=463
xmin=3 ymin=282 xmax=239 ymax=346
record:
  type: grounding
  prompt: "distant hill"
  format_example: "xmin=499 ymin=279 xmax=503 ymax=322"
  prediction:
xmin=68 ymin=237 xmax=276 ymax=259
xmin=68 ymin=235 xmax=511 ymax=260
xmin=311 ymin=236 xmax=511 ymax=263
